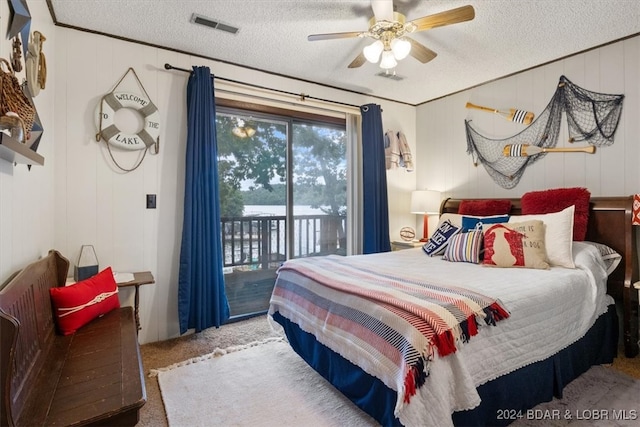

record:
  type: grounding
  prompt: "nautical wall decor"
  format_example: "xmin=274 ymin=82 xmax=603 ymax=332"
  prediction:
xmin=465 ymin=102 xmax=534 ymax=125
xmin=25 ymin=31 xmax=46 ymax=96
xmin=465 ymin=75 xmax=624 ymax=189
xmin=7 ymin=0 xmax=31 ymax=58
xmin=0 ymin=58 xmax=35 ymax=137
xmin=95 ymin=67 xmax=160 ymax=172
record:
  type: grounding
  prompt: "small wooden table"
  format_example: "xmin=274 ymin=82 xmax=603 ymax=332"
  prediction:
xmin=117 ymin=271 xmax=155 ymax=333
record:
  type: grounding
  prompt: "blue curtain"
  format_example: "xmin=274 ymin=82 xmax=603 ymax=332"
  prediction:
xmin=360 ymin=104 xmax=391 ymax=254
xmin=178 ymin=66 xmax=230 ymax=334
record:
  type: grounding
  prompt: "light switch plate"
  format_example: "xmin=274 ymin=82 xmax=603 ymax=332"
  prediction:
xmin=146 ymin=194 xmax=156 ymax=209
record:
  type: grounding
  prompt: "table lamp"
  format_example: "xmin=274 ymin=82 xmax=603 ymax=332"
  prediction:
xmin=411 ymin=190 xmax=441 ymax=242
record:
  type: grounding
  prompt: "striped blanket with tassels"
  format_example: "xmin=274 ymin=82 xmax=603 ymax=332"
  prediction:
xmin=268 ymin=254 xmax=510 ymax=413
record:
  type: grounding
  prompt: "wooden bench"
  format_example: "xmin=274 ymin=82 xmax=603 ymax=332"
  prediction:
xmin=0 ymin=250 xmax=146 ymax=426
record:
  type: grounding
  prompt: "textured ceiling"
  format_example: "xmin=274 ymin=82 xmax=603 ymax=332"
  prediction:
xmin=49 ymin=0 xmax=640 ymax=105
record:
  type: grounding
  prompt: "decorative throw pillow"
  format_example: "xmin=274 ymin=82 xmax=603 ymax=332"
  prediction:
xmin=509 ymin=205 xmax=575 ymax=268
xmin=521 ymin=187 xmax=590 ymax=241
xmin=436 ymin=213 xmax=463 ymax=229
xmin=483 ymin=220 xmax=549 ymax=269
xmin=442 ymin=230 xmax=483 ymax=264
xmin=461 ymin=214 xmax=510 ymax=232
xmin=458 ymin=199 xmax=512 ymax=216
xmin=583 ymin=241 xmax=622 ymax=275
xmin=49 ymin=267 xmax=120 ymax=335
xmin=422 ymin=219 xmax=461 ymax=256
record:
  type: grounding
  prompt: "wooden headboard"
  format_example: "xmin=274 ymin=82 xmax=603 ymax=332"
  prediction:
xmin=441 ymin=196 xmax=639 ymax=357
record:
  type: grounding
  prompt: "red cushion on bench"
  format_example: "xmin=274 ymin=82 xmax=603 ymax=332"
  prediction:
xmin=49 ymin=267 xmax=120 ymax=335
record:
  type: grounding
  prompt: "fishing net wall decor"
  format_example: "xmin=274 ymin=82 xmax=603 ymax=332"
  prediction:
xmin=465 ymin=75 xmax=624 ymax=189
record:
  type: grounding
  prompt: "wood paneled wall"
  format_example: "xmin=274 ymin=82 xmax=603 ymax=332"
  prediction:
xmin=416 ymin=36 xmax=639 ymax=200
xmin=0 ymin=2 xmax=56 ymax=283
xmin=50 ymin=28 xmax=416 ymax=343
xmin=4 ymin=3 xmax=636 ymax=345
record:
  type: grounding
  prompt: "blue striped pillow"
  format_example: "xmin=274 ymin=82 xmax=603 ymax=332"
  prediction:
xmin=442 ymin=230 xmax=483 ymax=264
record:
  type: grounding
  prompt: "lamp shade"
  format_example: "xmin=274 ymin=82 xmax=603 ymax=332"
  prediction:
xmin=410 ymin=190 xmax=441 ymax=214
xmin=391 ymin=38 xmax=411 ymax=60
xmin=363 ymin=40 xmax=384 ymax=63
xmin=379 ymin=50 xmax=398 ymax=69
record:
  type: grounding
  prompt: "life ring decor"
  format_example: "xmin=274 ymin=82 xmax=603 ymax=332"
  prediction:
xmin=95 ymin=91 xmax=160 ymax=151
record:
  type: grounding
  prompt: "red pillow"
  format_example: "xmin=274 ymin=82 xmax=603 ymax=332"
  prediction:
xmin=458 ymin=199 xmax=512 ymax=216
xmin=49 ymin=267 xmax=120 ymax=335
xmin=521 ymin=187 xmax=590 ymax=241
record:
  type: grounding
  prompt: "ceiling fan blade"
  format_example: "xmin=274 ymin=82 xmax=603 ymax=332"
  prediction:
xmin=409 ymin=5 xmax=475 ymax=32
xmin=406 ymin=37 xmax=437 ymax=63
xmin=371 ymin=0 xmax=394 ymax=22
xmin=308 ymin=31 xmax=363 ymax=41
xmin=348 ymin=52 xmax=367 ymax=68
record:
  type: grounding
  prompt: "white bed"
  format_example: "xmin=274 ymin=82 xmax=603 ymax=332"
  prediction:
xmin=270 ymin=242 xmax=611 ymax=426
xmin=269 ymin=196 xmax=637 ymax=426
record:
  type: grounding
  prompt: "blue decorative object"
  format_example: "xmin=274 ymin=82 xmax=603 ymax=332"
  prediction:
xmin=422 ymin=219 xmax=461 ymax=256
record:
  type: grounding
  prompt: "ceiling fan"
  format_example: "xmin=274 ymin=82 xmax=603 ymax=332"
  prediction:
xmin=307 ymin=1 xmax=475 ymax=70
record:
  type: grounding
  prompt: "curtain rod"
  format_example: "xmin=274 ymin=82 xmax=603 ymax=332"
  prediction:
xmin=163 ymin=63 xmax=362 ymax=110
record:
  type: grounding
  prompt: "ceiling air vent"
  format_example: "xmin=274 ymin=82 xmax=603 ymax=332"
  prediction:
xmin=375 ymin=71 xmax=404 ymax=81
xmin=190 ymin=14 xmax=239 ymax=34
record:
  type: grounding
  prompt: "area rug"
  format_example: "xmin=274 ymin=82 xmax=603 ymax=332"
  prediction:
xmin=150 ymin=337 xmax=378 ymax=426
xmin=151 ymin=337 xmax=640 ymax=427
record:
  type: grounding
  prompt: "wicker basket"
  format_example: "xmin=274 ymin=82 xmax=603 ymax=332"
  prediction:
xmin=0 ymin=58 xmax=35 ymax=137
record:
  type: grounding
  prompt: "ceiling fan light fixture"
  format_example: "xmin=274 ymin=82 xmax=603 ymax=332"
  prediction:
xmin=391 ymin=38 xmax=411 ymax=60
xmin=379 ymin=50 xmax=397 ymax=69
xmin=363 ymin=40 xmax=384 ymax=63
xmin=232 ymin=119 xmax=256 ymax=138
xmin=232 ymin=126 xmax=256 ymax=138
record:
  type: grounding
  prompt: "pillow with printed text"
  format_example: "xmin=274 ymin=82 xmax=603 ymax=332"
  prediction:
xmin=483 ymin=220 xmax=549 ymax=269
xmin=422 ymin=219 xmax=461 ymax=256
xmin=461 ymin=214 xmax=510 ymax=232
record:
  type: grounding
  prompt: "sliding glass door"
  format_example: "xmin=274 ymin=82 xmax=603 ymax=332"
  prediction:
xmin=216 ymin=105 xmax=347 ymax=318
xmin=291 ymin=122 xmax=347 ymax=258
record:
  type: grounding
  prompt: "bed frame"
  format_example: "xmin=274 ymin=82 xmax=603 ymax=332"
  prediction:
xmin=440 ymin=196 xmax=639 ymax=357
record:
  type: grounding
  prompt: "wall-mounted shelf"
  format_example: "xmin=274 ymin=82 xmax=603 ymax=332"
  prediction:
xmin=0 ymin=133 xmax=44 ymax=166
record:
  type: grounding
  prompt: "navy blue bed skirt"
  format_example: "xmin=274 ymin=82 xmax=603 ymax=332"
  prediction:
xmin=272 ymin=304 xmax=618 ymax=426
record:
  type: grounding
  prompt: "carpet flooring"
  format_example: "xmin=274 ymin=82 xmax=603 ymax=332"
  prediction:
xmin=139 ymin=315 xmax=640 ymax=427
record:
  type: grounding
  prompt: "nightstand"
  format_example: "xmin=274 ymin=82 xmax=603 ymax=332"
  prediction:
xmin=391 ymin=240 xmax=424 ymax=251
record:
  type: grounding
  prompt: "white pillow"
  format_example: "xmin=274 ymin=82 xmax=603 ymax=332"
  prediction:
xmin=508 ymin=205 xmax=575 ymax=268
xmin=437 ymin=213 xmax=463 ymax=228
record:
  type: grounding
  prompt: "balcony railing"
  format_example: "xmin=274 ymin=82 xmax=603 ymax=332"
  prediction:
xmin=221 ymin=214 xmax=346 ymax=271
xmin=220 ymin=213 xmax=345 ymax=318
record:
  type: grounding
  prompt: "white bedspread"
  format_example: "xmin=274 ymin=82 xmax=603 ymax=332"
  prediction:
xmin=295 ymin=242 xmax=612 ymax=427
